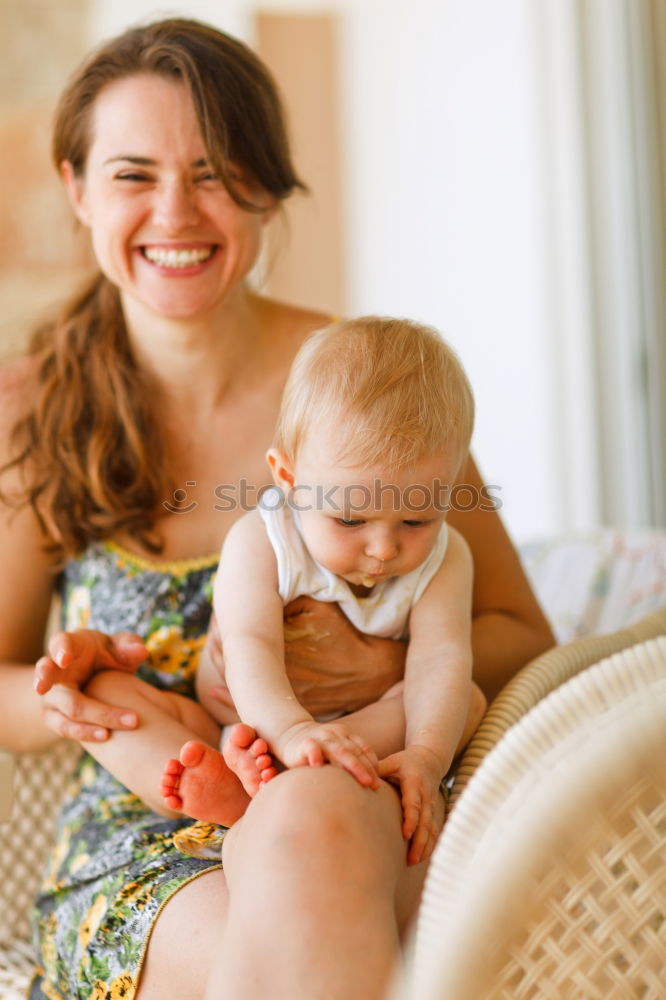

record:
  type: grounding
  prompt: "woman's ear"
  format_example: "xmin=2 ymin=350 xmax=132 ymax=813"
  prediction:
xmin=60 ymin=160 xmax=91 ymax=226
xmin=266 ymin=448 xmax=295 ymax=490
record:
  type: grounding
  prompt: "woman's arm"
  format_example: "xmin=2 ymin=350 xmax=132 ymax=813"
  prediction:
xmin=448 ymin=455 xmax=555 ymax=699
xmin=0 ymin=361 xmax=143 ymax=750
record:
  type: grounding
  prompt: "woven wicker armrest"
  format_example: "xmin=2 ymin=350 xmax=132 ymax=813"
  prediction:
xmin=398 ymin=635 xmax=666 ymax=1000
xmin=448 ymin=604 xmax=666 ymax=812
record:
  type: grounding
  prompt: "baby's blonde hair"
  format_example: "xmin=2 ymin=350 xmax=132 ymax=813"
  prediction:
xmin=275 ymin=316 xmax=474 ymax=474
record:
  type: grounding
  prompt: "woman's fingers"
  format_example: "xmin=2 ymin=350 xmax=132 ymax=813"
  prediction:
xmin=34 ymin=655 xmax=61 ymax=695
xmin=48 ymin=630 xmax=89 ymax=669
xmin=41 ymin=686 xmax=138 ymax=742
xmin=42 ymin=704 xmax=110 ymax=743
xmin=48 ymin=629 xmax=146 ymax=674
xmin=102 ymin=631 xmax=147 ymax=669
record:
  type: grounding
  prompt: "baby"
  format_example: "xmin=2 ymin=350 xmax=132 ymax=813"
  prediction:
xmin=36 ymin=317 xmax=483 ymax=865
xmin=166 ymin=316 xmax=479 ymax=863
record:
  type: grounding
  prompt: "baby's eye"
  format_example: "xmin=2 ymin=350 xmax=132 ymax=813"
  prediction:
xmin=336 ymin=517 xmax=364 ymax=528
xmin=403 ymin=519 xmax=426 ymax=527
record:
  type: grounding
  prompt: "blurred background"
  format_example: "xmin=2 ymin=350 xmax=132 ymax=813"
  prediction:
xmin=1 ymin=0 xmax=664 ymax=543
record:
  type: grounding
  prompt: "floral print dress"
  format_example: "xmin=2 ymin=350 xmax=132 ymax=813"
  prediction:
xmin=30 ymin=542 xmax=227 ymax=1000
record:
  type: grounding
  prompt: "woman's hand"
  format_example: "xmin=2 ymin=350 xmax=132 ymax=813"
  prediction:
xmin=35 ymin=628 xmax=146 ymax=742
xmin=282 ymin=597 xmax=407 ymax=716
xmin=204 ymin=598 xmax=407 ymax=720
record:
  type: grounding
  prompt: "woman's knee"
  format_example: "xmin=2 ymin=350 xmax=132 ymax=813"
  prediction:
xmin=226 ymin=765 xmax=404 ymax=877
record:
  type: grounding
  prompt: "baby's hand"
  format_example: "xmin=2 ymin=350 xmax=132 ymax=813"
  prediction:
xmin=34 ymin=629 xmax=146 ymax=695
xmin=378 ymin=746 xmax=445 ymax=866
xmin=277 ymin=720 xmax=380 ymax=789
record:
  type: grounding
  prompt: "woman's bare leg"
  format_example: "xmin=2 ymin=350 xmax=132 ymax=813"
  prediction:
xmin=134 ymin=763 xmax=440 ymax=1000
xmin=207 ymin=764 xmax=441 ymax=1000
xmin=136 ymin=868 xmax=229 ymax=1000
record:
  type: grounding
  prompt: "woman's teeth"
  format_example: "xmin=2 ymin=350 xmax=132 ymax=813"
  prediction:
xmin=142 ymin=246 xmax=214 ymax=268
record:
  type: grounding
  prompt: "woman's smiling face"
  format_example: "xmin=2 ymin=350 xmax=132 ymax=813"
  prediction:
xmin=62 ymin=72 xmax=274 ymax=321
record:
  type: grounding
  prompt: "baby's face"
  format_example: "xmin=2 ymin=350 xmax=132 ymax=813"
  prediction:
xmin=286 ymin=437 xmax=457 ymax=590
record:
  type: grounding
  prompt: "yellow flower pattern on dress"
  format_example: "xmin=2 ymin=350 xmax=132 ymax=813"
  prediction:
xmin=64 ymin=585 xmax=92 ymax=630
xmin=79 ymin=893 xmax=108 ymax=950
xmin=31 ymin=542 xmax=223 ymax=1000
xmin=40 ymin=980 xmax=63 ymax=1000
xmin=70 ymin=851 xmax=91 ymax=874
xmin=110 ymin=973 xmax=136 ymax=998
xmin=173 ymin=820 xmax=227 ymax=859
xmin=145 ymin=624 xmax=206 ymax=684
xmin=42 ymin=827 xmax=72 ymax=891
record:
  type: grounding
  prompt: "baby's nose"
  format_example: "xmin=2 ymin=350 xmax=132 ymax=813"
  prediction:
xmin=364 ymin=531 xmax=398 ymax=562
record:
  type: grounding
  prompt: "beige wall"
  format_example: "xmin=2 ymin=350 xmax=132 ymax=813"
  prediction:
xmin=255 ymin=13 xmax=346 ymax=317
xmin=0 ymin=1 xmax=94 ymax=359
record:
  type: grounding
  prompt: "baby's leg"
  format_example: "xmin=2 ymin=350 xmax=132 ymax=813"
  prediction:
xmin=83 ymin=670 xmax=249 ymax=824
xmin=338 ymin=683 xmax=406 ymax=759
xmin=335 ymin=680 xmax=487 ymax=761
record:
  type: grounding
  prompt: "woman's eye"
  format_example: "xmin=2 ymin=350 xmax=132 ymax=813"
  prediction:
xmin=116 ymin=172 xmax=150 ymax=182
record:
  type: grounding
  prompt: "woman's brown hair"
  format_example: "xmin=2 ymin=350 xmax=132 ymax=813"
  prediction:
xmin=1 ymin=18 xmax=306 ymax=562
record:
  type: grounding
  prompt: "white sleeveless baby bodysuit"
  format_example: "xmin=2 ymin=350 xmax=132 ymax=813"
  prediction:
xmin=257 ymin=487 xmax=449 ymax=640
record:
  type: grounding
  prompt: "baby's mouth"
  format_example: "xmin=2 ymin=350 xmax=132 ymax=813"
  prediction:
xmin=141 ymin=245 xmax=216 ymax=268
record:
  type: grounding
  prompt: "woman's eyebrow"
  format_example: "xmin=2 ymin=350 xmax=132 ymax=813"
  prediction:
xmin=103 ymin=155 xmax=210 ymax=167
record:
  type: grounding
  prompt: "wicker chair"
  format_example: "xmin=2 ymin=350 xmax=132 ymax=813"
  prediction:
xmin=397 ymin=635 xmax=666 ymax=1000
xmin=1 ymin=532 xmax=664 ymax=998
xmin=448 ymin=604 xmax=666 ymax=812
xmin=0 ymin=741 xmax=81 ymax=998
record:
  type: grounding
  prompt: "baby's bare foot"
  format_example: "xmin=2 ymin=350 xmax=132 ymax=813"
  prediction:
xmin=223 ymin=723 xmax=278 ymax=797
xmin=160 ymin=741 xmax=250 ymax=827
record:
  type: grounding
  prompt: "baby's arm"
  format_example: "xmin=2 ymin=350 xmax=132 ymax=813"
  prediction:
xmin=214 ymin=512 xmax=379 ymax=788
xmin=379 ymin=526 xmax=474 ymax=864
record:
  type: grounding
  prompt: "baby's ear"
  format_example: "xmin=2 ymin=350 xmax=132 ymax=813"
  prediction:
xmin=266 ymin=448 xmax=295 ymax=490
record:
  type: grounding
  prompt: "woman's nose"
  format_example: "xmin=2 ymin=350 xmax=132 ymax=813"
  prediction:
xmin=152 ymin=180 xmax=200 ymax=232
xmin=364 ymin=530 xmax=398 ymax=562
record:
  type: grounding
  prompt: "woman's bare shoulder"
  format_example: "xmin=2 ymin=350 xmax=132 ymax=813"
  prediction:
xmin=259 ymin=295 xmax=332 ymax=338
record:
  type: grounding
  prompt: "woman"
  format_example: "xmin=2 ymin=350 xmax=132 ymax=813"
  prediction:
xmin=0 ymin=18 xmax=553 ymax=1000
